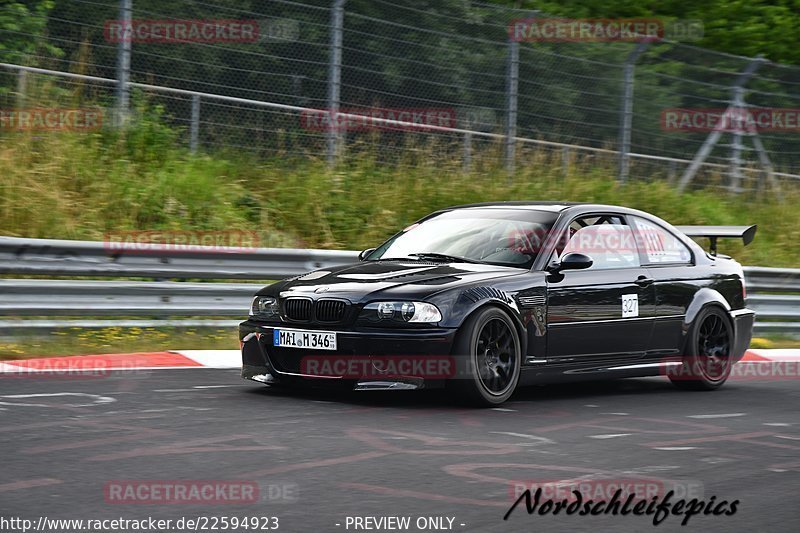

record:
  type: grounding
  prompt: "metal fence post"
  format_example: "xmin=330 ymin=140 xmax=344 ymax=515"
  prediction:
xmin=16 ymin=69 xmax=27 ymax=108
xmin=617 ymin=41 xmax=649 ymax=183
xmin=728 ymin=57 xmax=765 ymax=192
xmin=504 ymin=37 xmax=519 ymax=174
xmin=114 ymin=0 xmax=132 ymax=128
xmin=190 ymin=94 xmax=200 ymax=153
xmin=678 ymin=56 xmax=765 ymax=192
xmin=667 ymin=160 xmax=677 ymax=182
xmin=326 ymin=0 xmax=346 ymax=167
xmin=463 ymin=131 xmax=472 ymax=173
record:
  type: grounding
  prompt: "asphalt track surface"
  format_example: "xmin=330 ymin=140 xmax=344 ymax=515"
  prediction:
xmin=1 ymin=369 xmax=799 ymax=533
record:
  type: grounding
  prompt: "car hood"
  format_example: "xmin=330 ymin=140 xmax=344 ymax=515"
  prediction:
xmin=262 ymin=260 xmax=525 ymax=301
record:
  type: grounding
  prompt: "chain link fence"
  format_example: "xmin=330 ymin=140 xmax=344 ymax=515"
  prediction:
xmin=2 ymin=0 xmax=800 ymax=191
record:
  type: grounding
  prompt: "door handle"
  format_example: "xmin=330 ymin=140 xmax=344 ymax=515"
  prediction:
xmin=635 ymin=276 xmax=654 ymax=287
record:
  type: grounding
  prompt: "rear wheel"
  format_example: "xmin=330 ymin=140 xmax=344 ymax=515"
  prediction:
xmin=449 ymin=307 xmax=521 ymax=406
xmin=670 ymin=306 xmax=733 ymax=391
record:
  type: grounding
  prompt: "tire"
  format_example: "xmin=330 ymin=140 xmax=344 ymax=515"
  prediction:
xmin=448 ymin=306 xmax=522 ymax=406
xmin=670 ymin=306 xmax=734 ymax=391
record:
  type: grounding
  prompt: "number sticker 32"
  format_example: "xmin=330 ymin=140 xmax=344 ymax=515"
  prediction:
xmin=622 ymin=294 xmax=639 ymax=318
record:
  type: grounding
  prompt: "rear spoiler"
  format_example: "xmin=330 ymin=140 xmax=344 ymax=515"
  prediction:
xmin=675 ymin=225 xmax=757 ymax=256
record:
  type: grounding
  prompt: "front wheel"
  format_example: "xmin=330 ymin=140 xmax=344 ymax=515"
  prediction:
xmin=449 ymin=307 xmax=522 ymax=406
xmin=670 ymin=306 xmax=734 ymax=391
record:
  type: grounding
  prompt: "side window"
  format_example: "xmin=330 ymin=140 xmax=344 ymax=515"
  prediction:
xmin=631 ymin=216 xmax=692 ymax=265
xmin=560 ymin=216 xmax=640 ymax=270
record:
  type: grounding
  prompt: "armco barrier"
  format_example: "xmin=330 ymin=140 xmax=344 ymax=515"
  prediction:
xmin=0 ymin=237 xmax=796 ymax=334
xmin=0 ymin=236 xmax=358 ymax=280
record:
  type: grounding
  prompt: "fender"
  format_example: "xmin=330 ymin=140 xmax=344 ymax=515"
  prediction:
xmin=684 ymin=287 xmax=732 ymax=326
xmin=680 ymin=287 xmax=732 ymax=352
xmin=450 ymin=297 xmax=529 ymax=359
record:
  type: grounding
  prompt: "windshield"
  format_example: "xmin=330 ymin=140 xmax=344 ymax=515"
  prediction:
xmin=367 ymin=208 xmax=559 ymax=269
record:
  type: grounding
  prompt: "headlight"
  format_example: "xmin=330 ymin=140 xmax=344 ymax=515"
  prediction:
xmin=362 ymin=301 xmax=442 ymax=324
xmin=250 ymin=296 xmax=280 ymax=318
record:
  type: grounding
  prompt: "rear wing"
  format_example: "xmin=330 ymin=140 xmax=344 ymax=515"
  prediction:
xmin=675 ymin=225 xmax=757 ymax=256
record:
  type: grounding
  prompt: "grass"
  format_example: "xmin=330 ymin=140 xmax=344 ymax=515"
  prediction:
xmin=749 ymin=336 xmax=800 ymax=350
xmin=2 ymin=105 xmax=800 ymax=358
xmin=2 ymin=125 xmax=799 ymax=265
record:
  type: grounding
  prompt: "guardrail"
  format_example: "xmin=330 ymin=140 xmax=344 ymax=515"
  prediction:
xmin=741 ymin=267 xmax=800 ymax=335
xmin=0 ymin=237 xmax=796 ymax=335
xmin=0 ymin=236 xmax=358 ymax=280
xmin=0 ymin=279 xmax=256 ymax=317
xmin=742 ymin=266 xmax=800 ymax=293
xmin=0 ymin=278 xmax=249 ymax=332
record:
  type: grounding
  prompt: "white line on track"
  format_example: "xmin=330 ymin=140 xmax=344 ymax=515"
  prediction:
xmin=1 ymin=366 xmax=237 ymax=373
xmin=489 ymin=432 xmax=554 ymax=446
xmin=0 ymin=392 xmax=115 ymax=407
xmin=589 ymin=433 xmax=632 ymax=439
xmin=622 ymin=466 xmax=681 ymax=474
xmin=653 ymin=447 xmax=699 ymax=451
xmin=686 ymin=413 xmax=746 ymax=419
xmin=170 ymin=350 xmax=240 ymax=368
xmin=746 ymin=349 xmax=800 ymax=361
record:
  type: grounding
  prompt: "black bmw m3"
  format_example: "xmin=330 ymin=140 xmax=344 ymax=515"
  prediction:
xmin=240 ymin=202 xmax=756 ymax=405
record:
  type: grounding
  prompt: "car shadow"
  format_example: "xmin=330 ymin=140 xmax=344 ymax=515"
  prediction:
xmin=240 ymin=376 xmax=688 ymax=410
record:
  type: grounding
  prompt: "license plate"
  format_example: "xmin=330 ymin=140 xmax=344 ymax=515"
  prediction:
xmin=273 ymin=328 xmax=337 ymax=350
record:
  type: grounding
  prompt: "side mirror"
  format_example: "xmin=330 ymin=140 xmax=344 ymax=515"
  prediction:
xmin=358 ymin=248 xmax=376 ymax=261
xmin=548 ymin=252 xmax=593 ymax=274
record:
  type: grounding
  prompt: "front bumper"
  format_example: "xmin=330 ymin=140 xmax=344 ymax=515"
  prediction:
xmin=239 ymin=320 xmax=457 ymax=390
xmin=731 ymin=308 xmax=756 ymax=364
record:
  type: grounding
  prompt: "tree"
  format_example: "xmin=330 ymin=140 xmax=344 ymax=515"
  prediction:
xmin=0 ymin=1 xmax=58 ymax=64
xmin=491 ymin=0 xmax=800 ymax=64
